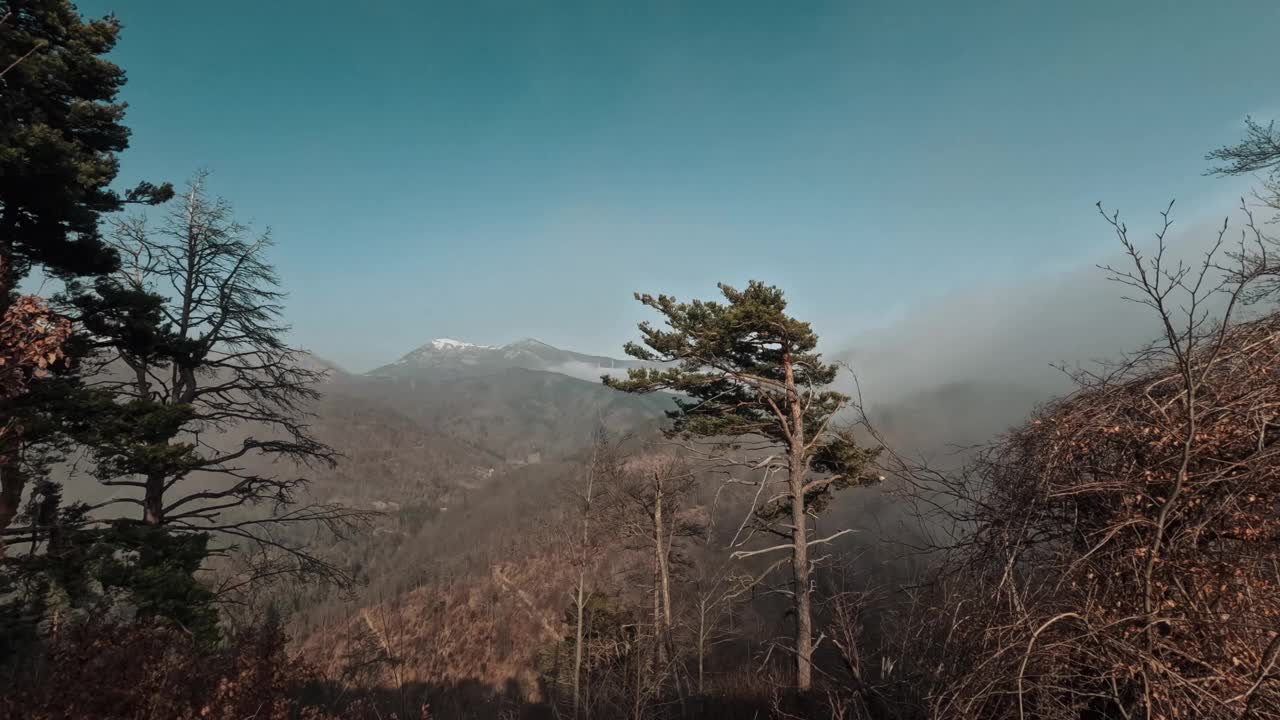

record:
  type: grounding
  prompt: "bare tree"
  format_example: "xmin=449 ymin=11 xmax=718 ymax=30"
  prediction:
xmin=558 ymin=429 xmax=625 ymax=719
xmin=685 ymin=553 xmax=754 ymax=695
xmin=1208 ymin=115 xmax=1280 ymax=211
xmin=573 ymin=451 xmax=597 ymax=720
xmin=1205 ymin=116 xmax=1280 ymax=306
xmin=70 ymin=172 xmax=365 ymax=585
xmin=612 ymin=449 xmax=700 ymax=673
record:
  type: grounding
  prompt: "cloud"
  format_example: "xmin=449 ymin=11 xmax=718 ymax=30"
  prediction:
xmin=546 ymin=360 xmax=632 ymax=383
xmin=837 ymin=209 xmax=1251 ymax=449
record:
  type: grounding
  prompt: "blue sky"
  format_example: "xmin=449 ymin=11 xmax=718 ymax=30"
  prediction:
xmin=82 ymin=0 xmax=1278 ymax=371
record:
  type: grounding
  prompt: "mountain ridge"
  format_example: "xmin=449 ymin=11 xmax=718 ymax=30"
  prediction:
xmin=367 ymin=336 xmax=645 ymax=381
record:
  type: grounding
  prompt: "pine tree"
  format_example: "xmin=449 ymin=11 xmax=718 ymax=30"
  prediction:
xmin=0 ymin=1 xmax=171 ymax=548
xmin=604 ymin=281 xmax=879 ymax=690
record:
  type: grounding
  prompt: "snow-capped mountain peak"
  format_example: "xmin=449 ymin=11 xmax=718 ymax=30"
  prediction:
xmin=374 ymin=336 xmax=645 ymax=379
xmin=428 ymin=338 xmax=493 ymax=351
xmin=391 ymin=338 xmax=498 ymax=366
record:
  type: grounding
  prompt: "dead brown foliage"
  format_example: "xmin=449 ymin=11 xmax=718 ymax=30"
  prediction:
xmin=926 ymin=312 xmax=1280 ymax=719
xmin=305 ymin=553 xmax=575 ymax=699
xmin=0 ymin=282 xmax=70 ymax=441
xmin=0 ymin=295 xmax=68 ymax=384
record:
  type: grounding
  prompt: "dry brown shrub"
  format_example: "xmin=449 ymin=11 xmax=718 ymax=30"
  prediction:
xmin=927 ymin=312 xmax=1280 ymax=719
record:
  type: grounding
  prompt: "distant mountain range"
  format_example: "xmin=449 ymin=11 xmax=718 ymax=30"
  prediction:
xmin=367 ymin=337 xmax=646 ymax=381
xmin=306 ymin=337 xmax=669 ymax=471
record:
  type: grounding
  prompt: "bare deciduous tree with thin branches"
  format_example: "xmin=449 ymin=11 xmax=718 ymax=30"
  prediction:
xmin=67 ymin=172 xmax=368 ymax=590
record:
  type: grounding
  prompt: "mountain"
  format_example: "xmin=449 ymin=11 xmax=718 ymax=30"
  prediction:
xmin=302 ymin=384 xmax=498 ymax=509
xmin=62 ymin=337 xmax=664 ymax=513
xmin=355 ymin=366 xmax=669 ymax=461
xmin=296 ymin=351 xmax=351 ymax=381
xmin=368 ymin=337 xmax=645 ymax=381
xmin=337 ymin=338 xmax=664 ymax=462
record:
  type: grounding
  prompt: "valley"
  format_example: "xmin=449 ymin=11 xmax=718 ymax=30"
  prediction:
xmin=5 ymin=3 xmax=1277 ymax=719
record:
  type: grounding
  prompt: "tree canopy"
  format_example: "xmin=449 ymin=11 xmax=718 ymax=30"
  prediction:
xmin=0 ymin=0 xmax=172 ymax=282
xmin=604 ymin=281 xmax=875 ymax=514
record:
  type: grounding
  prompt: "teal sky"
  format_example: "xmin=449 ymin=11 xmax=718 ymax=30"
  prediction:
xmin=81 ymin=0 xmax=1278 ymax=371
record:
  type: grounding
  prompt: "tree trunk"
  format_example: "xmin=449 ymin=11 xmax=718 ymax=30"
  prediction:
xmin=574 ymin=447 xmax=597 ymax=720
xmin=784 ymin=349 xmax=813 ymax=691
xmin=632 ymin=641 xmax=644 ymax=720
xmin=143 ymin=472 xmax=165 ymax=525
xmin=653 ymin=472 xmax=673 ymax=667
xmin=574 ymin=573 xmax=586 ymax=720
xmin=697 ymin=601 xmax=706 ymax=694
xmin=791 ymin=461 xmax=813 ymax=691
xmin=0 ymin=463 xmax=24 ymax=556
xmin=583 ymin=611 xmax=591 ymax=720
xmin=652 ymin=538 xmax=662 ymax=670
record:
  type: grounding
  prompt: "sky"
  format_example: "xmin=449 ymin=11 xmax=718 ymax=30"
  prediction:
xmin=80 ymin=0 xmax=1280 ymax=372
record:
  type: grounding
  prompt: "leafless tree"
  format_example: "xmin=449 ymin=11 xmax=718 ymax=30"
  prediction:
xmin=556 ymin=429 xmax=625 ymax=719
xmin=72 ymin=172 xmax=367 ymax=585
xmin=1209 ymin=115 xmax=1280 ymax=212
xmin=684 ymin=553 xmax=753 ymax=695
xmin=611 ymin=449 xmax=700 ymax=671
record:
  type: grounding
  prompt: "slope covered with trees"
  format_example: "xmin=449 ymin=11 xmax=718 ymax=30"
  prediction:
xmin=5 ymin=3 xmax=1280 ymax=719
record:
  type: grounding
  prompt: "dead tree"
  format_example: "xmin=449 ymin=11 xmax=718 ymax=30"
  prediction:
xmin=612 ymin=449 xmax=700 ymax=673
xmin=69 ymin=173 xmax=364 ymax=587
xmin=686 ymin=553 xmax=754 ymax=695
xmin=559 ymin=429 xmax=625 ymax=719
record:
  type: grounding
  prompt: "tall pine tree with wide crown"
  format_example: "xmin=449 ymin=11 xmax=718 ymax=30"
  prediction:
xmin=604 ymin=280 xmax=880 ymax=690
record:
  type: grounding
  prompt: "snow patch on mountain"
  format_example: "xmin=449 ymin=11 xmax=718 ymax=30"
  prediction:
xmin=392 ymin=338 xmax=498 ymax=365
xmin=376 ymin=336 xmax=649 ymax=379
xmin=429 ymin=338 xmax=493 ymax=351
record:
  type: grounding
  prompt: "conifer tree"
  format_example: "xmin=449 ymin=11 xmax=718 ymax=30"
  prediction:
xmin=0 ymin=0 xmax=171 ymax=547
xmin=604 ymin=281 xmax=879 ymax=690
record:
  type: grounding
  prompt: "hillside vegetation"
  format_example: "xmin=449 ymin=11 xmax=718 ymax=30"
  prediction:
xmin=4 ymin=4 xmax=1280 ymax=720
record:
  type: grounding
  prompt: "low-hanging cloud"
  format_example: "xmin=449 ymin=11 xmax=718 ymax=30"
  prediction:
xmin=547 ymin=360 xmax=633 ymax=383
xmin=838 ymin=210 xmax=1254 ymax=450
